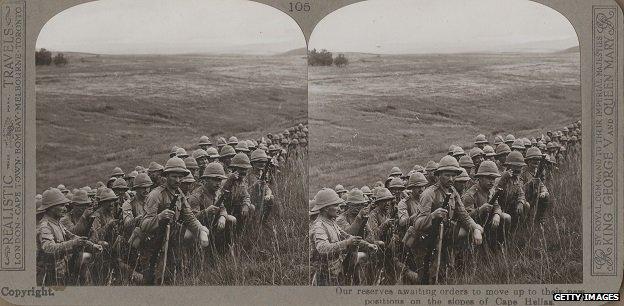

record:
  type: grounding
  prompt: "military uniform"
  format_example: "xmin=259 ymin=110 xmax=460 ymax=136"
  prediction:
xmin=495 ymin=171 xmax=529 ymax=231
xmin=461 ymin=184 xmax=503 ymax=225
xmin=310 ymin=215 xmax=352 ymax=285
xmin=520 ymin=167 xmax=550 ymax=224
xmin=60 ymin=212 xmax=93 ymax=237
xmin=37 ymin=215 xmax=80 ymax=286
xmin=247 ymin=167 xmax=274 ymax=220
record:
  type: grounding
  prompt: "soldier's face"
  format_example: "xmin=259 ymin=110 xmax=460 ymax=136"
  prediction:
xmin=479 ymin=176 xmax=496 ymax=190
xmin=508 ymin=165 xmax=523 ymax=176
xmin=166 ymin=172 xmax=185 ymax=189
xmin=252 ymin=161 xmax=266 ymax=170
xmin=200 ymin=145 xmax=208 ymax=151
xmin=472 ymin=156 xmax=484 ymax=166
xmin=135 ymin=186 xmax=150 ymax=198
xmin=409 ymin=186 xmax=425 ymax=197
xmin=437 ymin=171 xmax=456 ymax=188
xmin=72 ymin=204 xmax=86 ymax=216
xmin=233 ymin=167 xmax=248 ymax=177
xmin=203 ymin=177 xmax=222 ymax=190
xmin=323 ymin=204 xmax=340 ymax=218
xmin=48 ymin=204 xmax=67 ymax=219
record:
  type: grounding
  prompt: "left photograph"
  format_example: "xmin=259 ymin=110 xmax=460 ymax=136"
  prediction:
xmin=35 ymin=0 xmax=308 ymax=286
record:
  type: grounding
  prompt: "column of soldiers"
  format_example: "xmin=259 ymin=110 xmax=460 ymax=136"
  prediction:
xmin=37 ymin=123 xmax=308 ymax=286
xmin=310 ymin=120 xmax=581 ymax=285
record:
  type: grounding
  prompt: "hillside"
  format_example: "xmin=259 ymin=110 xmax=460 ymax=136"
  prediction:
xmin=36 ymin=53 xmax=307 ymax=192
xmin=308 ymin=52 xmax=581 ymax=195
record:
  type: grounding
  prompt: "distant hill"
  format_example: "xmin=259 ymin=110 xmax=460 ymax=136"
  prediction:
xmin=557 ymin=45 xmax=580 ymax=53
xmin=280 ymin=47 xmax=307 ymax=56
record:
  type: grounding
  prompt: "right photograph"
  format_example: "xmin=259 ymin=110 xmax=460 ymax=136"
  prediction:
xmin=308 ymin=0 xmax=581 ymax=286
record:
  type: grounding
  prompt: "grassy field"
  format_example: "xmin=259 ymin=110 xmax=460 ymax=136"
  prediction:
xmin=36 ymin=52 xmax=308 ymax=285
xmin=309 ymin=51 xmax=582 ymax=284
xmin=309 ymin=52 xmax=580 ymax=195
xmin=36 ymin=52 xmax=307 ymax=191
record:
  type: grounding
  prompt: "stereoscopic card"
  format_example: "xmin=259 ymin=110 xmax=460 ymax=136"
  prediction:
xmin=0 ymin=0 xmax=622 ymax=305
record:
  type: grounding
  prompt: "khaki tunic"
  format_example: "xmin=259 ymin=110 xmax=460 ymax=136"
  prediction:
xmin=461 ymin=183 xmax=503 ymax=224
xmin=60 ymin=212 xmax=91 ymax=237
xmin=413 ymin=183 xmax=481 ymax=234
xmin=310 ymin=216 xmax=351 ymax=285
xmin=37 ymin=215 xmax=79 ymax=285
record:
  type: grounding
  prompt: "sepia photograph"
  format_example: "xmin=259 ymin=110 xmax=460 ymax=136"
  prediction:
xmin=308 ymin=0 xmax=582 ymax=286
xmin=35 ymin=0 xmax=308 ymax=286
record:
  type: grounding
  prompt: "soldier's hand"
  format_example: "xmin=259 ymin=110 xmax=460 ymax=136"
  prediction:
xmin=367 ymin=243 xmax=378 ymax=253
xmin=472 ymin=229 xmax=483 ymax=246
xmin=91 ymin=243 xmax=104 ymax=253
xmin=264 ymin=194 xmax=272 ymax=202
xmin=357 ymin=206 xmax=370 ymax=219
xmin=217 ymin=216 xmax=226 ymax=230
xmin=73 ymin=236 xmax=88 ymax=248
xmin=347 ymin=236 xmax=362 ymax=247
xmin=431 ymin=208 xmax=448 ymax=220
xmin=479 ymin=203 xmax=493 ymax=214
xmin=158 ymin=209 xmax=175 ymax=222
xmin=82 ymin=206 xmax=95 ymax=219
xmin=492 ymin=214 xmax=501 ymax=228
xmin=198 ymin=226 xmax=210 ymax=248
xmin=206 ymin=205 xmax=220 ymax=215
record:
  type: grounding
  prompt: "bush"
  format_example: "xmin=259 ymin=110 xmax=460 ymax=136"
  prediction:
xmin=308 ymin=49 xmax=333 ymax=66
xmin=334 ymin=54 xmax=348 ymax=67
xmin=35 ymin=48 xmax=52 ymax=65
xmin=53 ymin=53 xmax=68 ymax=66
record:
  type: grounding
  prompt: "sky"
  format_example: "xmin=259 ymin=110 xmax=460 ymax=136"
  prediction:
xmin=309 ymin=0 xmax=579 ymax=54
xmin=36 ymin=0 xmax=306 ymax=55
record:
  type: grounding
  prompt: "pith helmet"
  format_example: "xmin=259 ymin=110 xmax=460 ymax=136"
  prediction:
xmin=183 ymin=157 xmax=199 ymax=169
xmin=181 ymin=173 xmax=195 ymax=183
xmin=176 ymin=147 xmax=189 ymax=159
xmin=454 ymin=168 xmax=471 ymax=182
xmin=570 ymin=135 xmax=578 ymax=142
xmin=435 ymin=155 xmax=462 ymax=174
xmin=406 ymin=172 xmax=428 ymax=188
xmin=525 ymin=147 xmax=543 ymax=160
xmin=98 ymin=188 xmax=118 ymax=202
xmin=475 ymin=160 xmax=500 ymax=177
xmin=70 ymin=190 xmax=92 ymax=205
xmin=192 ymin=149 xmax=209 ymax=160
xmin=511 ymin=139 xmax=526 ymax=150
xmin=495 ymin=143 xmax=511 ymax=155
xmin=448 ymin=145 xmax=458 ymax=155
xmin=459 ymin=155 xmax=475 ymax=168
xmin=469 ymin=147 xmax=485 ymax=158
xmin=538 ymin=142 xmax=547 ymax=150
xmin=374 ymin=188 xmax=394 ymax=202
xmin=474 ymin=134 xmax=488 ymax=144
xmin=248 ymin=139 xmax=258 ymax=149
xmin=111 ymin=167 xmax=124 ymax=177
xmin=133 ymin=173 xmax=153 ymax=188
xmin=134 ymin=165 xmax=145 ymax=173
xmin=493 ymin=135 xmax=504 ymax=146
xmin=425 ymin=160 xmax=439 ymax=172
xmin=309 ymin=199 xmax=318 ymax=216
xmin=452 ymin=146 xmax=466 ymax=157
xmin=230 ymin=153 xmax=252 ymax=169
xmin=163 ymin=157 xmax=190 ymax=175
xmin=310 ymin=188 xmax=344 ymax=212
xmin=112 ymin=178 xmax=129 ymax=191
xmin=522 ymin=138 xmax=532 ymax=147
xmin=412 ymin=164 xmax=425 ymax=173
xmin=201 ymin=162 xmax=227 ymax=179
xmin=562 ymin=126 xmax=569 ymax=132
xmin=544 ymin=136 xmax=551 ymax=143
xmin=504 ymin=134 xmax=515 ymax=144
xmin=170 ymin=146 xmax=180 ymax=156
xmin=388 ymin=177 xmax=405 ymax=189
xmin=235 ymin=141 xmax=250 ymax=152
xmin=95 ymin=181 xmax=105 ymax=189
xmin=300 ymin=138 xmax=308 ymax=144
xmin=199 ymin=135 xmax=211 ymax=146
xmin=346 ymin=189 xmax=367 ymax=205
xmin=125 ymin=170 xmax=138 ymax=179
xmin=250 ymin=149 xmax=269 ymax=162
xmin=228 ymin=136 xmax=239 ymax=146
xmin=148 ymin=161 xmax=164 ymax=172
xmin=505 ymin=151 xmax=526 ymax=167
xmin=546 ymin=142 xmax=556 ymax=150
xmin=216 ymin=137 xmax=227 ymax=147
xmin=219 ymin=145 xmax=236 ymax=157
xmin=40 ymin=188 xmax=70 ymax=211
xmin=390 ymin=166 xmax=402 ymax=176
xmin=531 ymin=138 xmax=538 ymax=145
xmin=334 ymin=184 xmax=347 ymax=194
xmin=205 ymin=147 xmax=220 ymax=158
xmin=361 ymin=185 xmax=373 ymax=196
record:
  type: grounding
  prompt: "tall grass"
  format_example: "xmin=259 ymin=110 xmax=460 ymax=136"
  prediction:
xmin=447 ymin=150 xmax=582 ymax=284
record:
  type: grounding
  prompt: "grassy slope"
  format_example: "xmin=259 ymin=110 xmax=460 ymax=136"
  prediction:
xmin=309 ymin=52 xmax=580 ymax=195
xmin=36 ymin=53 xmax=307 ymax=192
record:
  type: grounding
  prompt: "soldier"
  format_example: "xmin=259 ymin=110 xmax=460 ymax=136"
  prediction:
xmin=453 ymin=168 xmax=471 ymax=196
xmin=461 ymin=161 xmax=509 ymax=247
xmin=493 ymin=135 xmax=504 ymax=147
xmin=123 ymin=173 xmax=152 ymax=244
xmin=412 ymin=164 xmax=425 ymax=173
xmin=205 ymin=147 xmax=220 ymax=164
xmin=397 ymin=172 xmax=428 ymax=229
xmin=389 ymin=167 xmax=402 ymax=178
xmin=336 ymin=189 xmax=372 ymax=238
xmin=37 ymin=188 xmax=102 ymax=286
xmin=111 ymin=178 xmax=131 ymax=204
xmin=361 ymin=186 xmax=374 ymax=201
xmin=452 ymin=146 xmax=466 ymax=160
xmin=192 ymin=149 xmax=209 ymax=177
xmin=474 ymin=134 xmax=488 ymax=150
xmin=216 ymin=137 xmax=227 ymax=151
xmin=228 ymin=136 xmax=239 ymax=147
xmin=225 ymin=153 xmax=255 ymax=232
xmin=387 ymin=177 xmax=405 ymax=204
xmin=496 ymin=151 xmax=530 ymax=234
xmin=235 ymin=141 xmax=250 ymax=155
xmin=310 ymin=188 xmax=375 ymax=285
xmin=180 ymin=173 xmax=196 ymax=196
xmin=469 ymin=147 xmax=485 ymax=170
xmin=458 ymin=155 xmax=475 ymax=177
xmin=247 ymin=149 xmax=275 ymax=222
xmin=198 ymin=135 xmax=212 ymax=151
xmin=187 ymin=162 xmax=234 ymax=252
xmin=169 ymin=146 xmax=179 ymax=158
xmin=335 ymin=184 xmax=348 ymax=202
xmin=219 ymin=145 xmax=237 ymax=173
xmin=60 ymin=190 xmax=96 ymax=236
xmin=504 ymin=134 xmax=515 ymax=147
xmin=495 ymin=143 xmax=511 ymax=172
xmin=125 ymin=171 xmax=139 ymax=189
xmin=520 ymin=147 xmax=551 ymax=225
xmin=175 ymin=147 xmax=189 ymax=159
xmin=511 ymin=139 xmax=527 ymax=157
xmin=424 ymin=161 xmax=439 ymax=186
xmin=88 ymin=188 xmax=125 ymax=284
xmin=111 ymin=167 xmax=125 ymax=179
xmin=411 ymin=155 xmax=483 ymax=284
xmin=147 ymin=162 xmax=164 ymax=190
xmin=139 ymin=157 xmax=210 ymax=285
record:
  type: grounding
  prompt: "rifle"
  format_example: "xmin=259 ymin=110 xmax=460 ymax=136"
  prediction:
xmin=421 ymin=192 xmax=452 ymax=285
xmin=255 ymin=159 xmax=273 ymax=219
xmin=530 ymin=155 xmax=547 ymax=223
xmin=343 ymin=202 xmax=370 ymax=285
xmin=485 ymin=187 xmax=503 ymax=225
xmin=159 ymin=191 xmax=179 ymax=285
